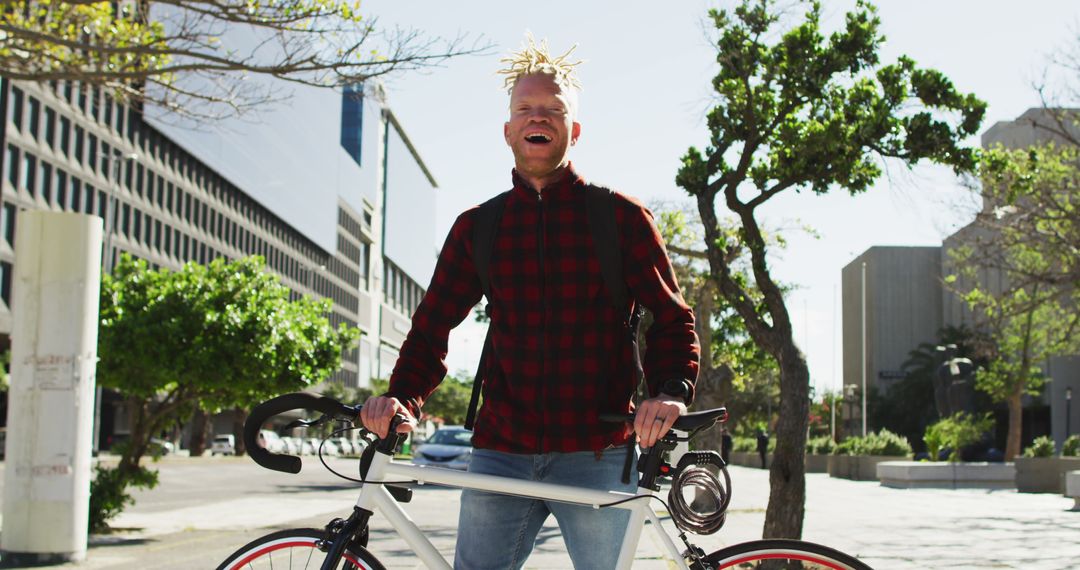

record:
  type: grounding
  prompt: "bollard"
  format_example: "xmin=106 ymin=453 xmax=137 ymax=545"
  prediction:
xmin=0 ymin=212 xmax=103 ymax=566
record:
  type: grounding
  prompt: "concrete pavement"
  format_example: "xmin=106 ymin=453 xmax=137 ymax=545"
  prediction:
xmin=2 ymin=457 xmax=1078 ymax=568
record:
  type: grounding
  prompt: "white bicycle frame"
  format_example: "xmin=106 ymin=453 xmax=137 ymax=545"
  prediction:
xmin=354 ymin=450 xmax=691 ymax=570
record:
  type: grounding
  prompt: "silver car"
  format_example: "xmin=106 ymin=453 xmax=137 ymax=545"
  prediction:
xmin=412 ymin=426 xmax=473 ymax=470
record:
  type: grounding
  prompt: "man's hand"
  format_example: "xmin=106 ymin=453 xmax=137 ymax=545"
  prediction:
xmin=360 ymin=396 xmax=416 ymax=439
xmin=633 ymin=394 xmax=687 ymax=448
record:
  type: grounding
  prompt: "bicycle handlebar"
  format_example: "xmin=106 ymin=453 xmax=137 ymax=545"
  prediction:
xmin=244 ymin=392 xmax=359 ymax=474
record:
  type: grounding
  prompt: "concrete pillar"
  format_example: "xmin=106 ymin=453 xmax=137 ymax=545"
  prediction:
xmin=1 ymin=212 xmax=103 ymax=565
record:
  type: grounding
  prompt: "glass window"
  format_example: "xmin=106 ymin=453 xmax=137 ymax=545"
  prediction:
xmin=44 ymin=107 xmax=56 ymax=148
xmin=78 ymin=84 xmax=87 ymax=114
xmin=5 ymin=144 xmax=18 ymax=187
xmin=2 ymin=203 xmax=16 ymax=246
xmin=22 ymin=152 xmax=37 ymax=197
xmin=59 ymin=117 xmax=71 ymax=156
xmin=63 ymin=81 xmax=73 ymax=104
xmin=84 ymin=183 xmax=95 ymax=215
xmin=0 ymin=261 xmax=11 ymax=306
xmin=100 ymin=142 xmax=111 ymax=178
xmin=133 ymin=209 xmax=142 ymax=243
xmin=173 ymin=228 xmax=181 ymax=257
xmin=56 ymin=169 xmax=67 ymax=209
xmin=164 ymin=223 xmax=172 ymax=254
xmin=88 ymin=134 xmax=98 ymax=171
xmin=166 ymin=181 xmax=174 ymax=214
xmin=136 ymin=163 xmax=145 ymax=198
xmin=71 ymin=177 xmax=82 ymax=211
xmin=9 ymin=86 xmax=23 ymax=131
xmin=103 ymin=94 xmax=113 ymax=128
xmin=40 ymin=162 xmax=52 ymax=204
xmin=90 ymin=87 xmax=100 ymax=122
xmin=74 ymin=125 xmax=84 ymax=164
xmin=154 ymin=219 xmax=162 ymax=249
xmin=115 ymin=100 xmax=125 ymax=136
xmin=125 ymin=159 xmax=134 ymax=193
xmin=97 ymin=189 xmax=106 ymax=218
xmin=27 ymin=96 xmax=40 ymax=139
xmin=122 ymin=203 xmax=131 ymax=237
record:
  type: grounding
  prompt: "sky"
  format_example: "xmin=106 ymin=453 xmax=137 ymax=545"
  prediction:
xmin=356 ymin=0 xmax=1080 ymax=394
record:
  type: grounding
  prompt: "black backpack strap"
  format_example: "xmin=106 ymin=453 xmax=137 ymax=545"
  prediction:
xmin=583 ymin=184 xmax=629 ymax=316
xmin=465 ymin=191 xmax=510 ymax=430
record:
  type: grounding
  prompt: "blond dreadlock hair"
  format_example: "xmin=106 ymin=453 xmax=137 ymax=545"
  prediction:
xmin=497 ymin=33 xmax=583 ymax=95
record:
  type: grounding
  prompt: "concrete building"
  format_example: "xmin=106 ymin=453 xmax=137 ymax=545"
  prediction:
xmin=0 ymin=76 xmax=438 ymax=446
xmin=841 ymin=246 xmax=943 ymax=432
xmin=843 ymin=108 xmax=1080 ymax=449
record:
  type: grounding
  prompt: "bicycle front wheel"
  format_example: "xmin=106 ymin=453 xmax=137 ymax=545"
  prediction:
xmin=216 ymin=528 xmax=385 ymax=570
xmin=702 ymin=539 xmax=873 ymax=570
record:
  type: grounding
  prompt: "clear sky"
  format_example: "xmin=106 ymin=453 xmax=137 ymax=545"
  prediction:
xmin=359 ymin=0 xmax=1080 ymax=394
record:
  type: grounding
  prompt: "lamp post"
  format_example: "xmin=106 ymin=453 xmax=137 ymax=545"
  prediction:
xmin=1067 ymin=387 xmax=1073 ymax=439
xmin=844 ymin=383 xmax=858 ymax=438
xmin=860 ymin=260 xmax=867 ymax=437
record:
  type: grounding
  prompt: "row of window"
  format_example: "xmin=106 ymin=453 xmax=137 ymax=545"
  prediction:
xmin=383 ymin=259 xmax=424 ymax=316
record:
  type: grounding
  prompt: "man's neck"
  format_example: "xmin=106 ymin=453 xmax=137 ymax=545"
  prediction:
xmin=517 ymin=163 xmax=569 ymax=193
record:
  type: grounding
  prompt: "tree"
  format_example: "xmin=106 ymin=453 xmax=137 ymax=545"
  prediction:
xmin=96 ymin=253 xmax=359 ymax=523
xmin=947 ymin=143 xmax=1080 ymax=459
xmin=0 ymin=1 xmax=484 ymax=119
xmin=675 ymin=0 xmax=984 ymax=538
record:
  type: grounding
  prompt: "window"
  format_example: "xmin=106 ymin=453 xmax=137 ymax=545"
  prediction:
xmin=40 ymin=162 xmax=52 ymax=204
xmin=88 ymin=134 xmax=98 ymax=172
xmin=2 ymin=203 xmax=16 ymax=246
xmin=56 ymin=169 xmax=67 ymax=209
xmin=5 ymin=144 xmax=18 ymax=187
xmin=0 ymin=261 xmax=11 ymax=306
xmin=27 ymin=96 xmax=40 ymax=138
xmin=22 ymin=152 xmax=37 ymax=197
xmin=133 ymin=209 xmax=142 ymax=243
xmin=115 ymin=100 xmax=125 ymax=136
xmin=173 ymin=228 xmax=180 ymax=257
xmin=44 ymin=107 xmax=57 ymax=148
xmin=84 ymin=183 xmax=95 ymax=214
xmin=340 ymin=84 xmax=364 ymax=167
xmin=154 ymin=219 xmax=162 ymax=249
xmin=166 ymin=182 xmax=174 ymax=214
xmin=136 ymin=163 xmax=145 ymax=198
xmin=122 ymin=203 xmax=131 ymax=237
xmin=74 ymin=125 xmax=85 ymax=164
xmin=97 ymin=189 xmax=107 ymax=219
xmin=164 ymin=223 xmax=172 ymax=254
xmin=125 ymin=159 xmax=134 ymax=193
xmin=71 ymin=177 xmax=81 ymax=211
xmin=100 ymin=142 xmax=111 ymax=178
xmin=9 ymin=86 xmax=23 ymax=130
xmin=103 ymin=95 xmax=113 ymax=128
xmin=59 ymin=117 xmax=71 ymax=157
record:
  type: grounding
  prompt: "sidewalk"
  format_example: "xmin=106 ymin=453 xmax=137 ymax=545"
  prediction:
xmin=4 ymin=463 xmax=1080 ymax=569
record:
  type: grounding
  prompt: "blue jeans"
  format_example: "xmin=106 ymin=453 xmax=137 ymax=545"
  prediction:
xmin=454 ymin=447 xmax=639 ymax=570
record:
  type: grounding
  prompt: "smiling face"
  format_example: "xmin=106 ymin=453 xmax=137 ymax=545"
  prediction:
xmin=503 ymin=73 xmax=581 ymax=191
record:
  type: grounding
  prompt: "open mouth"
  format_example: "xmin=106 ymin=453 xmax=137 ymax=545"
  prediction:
xmin=525 ymin=133 xmax=552 ymax=144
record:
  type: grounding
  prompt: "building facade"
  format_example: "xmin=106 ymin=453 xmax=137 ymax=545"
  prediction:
xmin=0 ymin=76 xmax=438 ymax=443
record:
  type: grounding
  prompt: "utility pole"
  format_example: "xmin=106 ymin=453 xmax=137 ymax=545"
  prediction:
xmin=861 ymin=260 xmax=867 ymax=437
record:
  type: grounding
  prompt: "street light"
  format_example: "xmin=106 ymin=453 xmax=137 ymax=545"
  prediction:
xmin=844 ymin=384 xmax=858 ymax=438
xmin=1067 ymin=387 xmax=1073 ymax=439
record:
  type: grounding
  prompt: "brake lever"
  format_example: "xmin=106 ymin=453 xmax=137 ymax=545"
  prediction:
xmin=284 ymin=414 xmax=330 ymax=431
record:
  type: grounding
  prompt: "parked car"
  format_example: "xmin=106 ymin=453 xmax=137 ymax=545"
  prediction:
xmin=259 ymin=430 xmax=288 ymax=454
xmin=308 ymin=437 xmax=339 ymax=456
xmin=211 ymin=434 xmax=236 ymax=456
xmin=412 ymin=426 xmax=473 ymax=470
xmin=335 ymin=437 xmax=356 ymax=456
xmin=149 ymin=437 xmax=176 ymax=456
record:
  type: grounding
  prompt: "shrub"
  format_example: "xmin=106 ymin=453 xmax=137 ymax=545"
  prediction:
xmin=88 ymin=464 xmax=159 ymax=533
xmin=732 ymin=436 xmax=757 ymax=453
xmin=1063 ymin=435 xmax=1080 ymax=457
xmin=834 ymin=430 xmax=911 ymax=457
xmin=806 ymin=436 xmax=837 ymax=455
xmin=1022 ymin=435 xmax=1056 ymax=458
xmin=922 ymin=412 xmax=993 ymax=462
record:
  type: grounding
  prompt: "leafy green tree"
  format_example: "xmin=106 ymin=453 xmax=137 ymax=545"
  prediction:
xmin=420 ymin=374 xmax=474 ymax=425
xmin=96 ymin=254 xmax=358 ymax=526
xmin=675 ymin=0 xmax=984 ymax=537
xmin=949 ymin=143 xmax=1080 ymax=459
xmin=0 ymin=1 xmax=482 ymax=118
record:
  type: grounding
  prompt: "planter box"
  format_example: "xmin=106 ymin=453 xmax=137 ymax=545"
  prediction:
xmin=828 ymin=455 xmax=903 ymax=481
xmin=805 ymin=454 xmax=829 ymax=473
xmin=1066 ymin=470 xmax=1080 ymax=510
xmin=877 ymin=461 xmax=1016 ymax=489
xmin=729 ymin=450 xmax=769 ymax=468
xmin=1015 ymin=457 xmax=1080 ymax=494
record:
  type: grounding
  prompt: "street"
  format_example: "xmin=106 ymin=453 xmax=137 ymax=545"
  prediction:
xmin=1 ymin=455 xmax=1078 ymax=568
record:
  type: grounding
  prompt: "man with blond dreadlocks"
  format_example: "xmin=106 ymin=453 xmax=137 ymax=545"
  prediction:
xmin=361 ymin=35 xmax=699 ymax=569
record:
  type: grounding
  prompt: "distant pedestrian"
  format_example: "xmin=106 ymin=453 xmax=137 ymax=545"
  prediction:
xmin=720 ymin=426 xmax=733 ymax=465
xmin=756 ymin=430 xmax=769 ymax=469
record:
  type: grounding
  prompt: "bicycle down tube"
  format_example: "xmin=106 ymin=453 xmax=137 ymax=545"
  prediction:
xmin=357 ymin=447 xmax=691 ymax=570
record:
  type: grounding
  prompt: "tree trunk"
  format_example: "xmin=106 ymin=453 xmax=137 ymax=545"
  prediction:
xmin=763 ymin=342 xmax=810 ymax=539
xmin=118 ymin=397 xmax=151 ymax=478
xmin=1005 ymin=391 xmax=1023 ymax=460
xmin=233 ymin=407 xmax=248 ymax=457
xmin=188 ymin=408 xmax=210 ymax=457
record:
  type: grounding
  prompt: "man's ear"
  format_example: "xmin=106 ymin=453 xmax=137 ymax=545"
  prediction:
xmin=570 ymin=121 xmax=581 ymax=146
xmin=504 ymin=122 xmax=511 ymax=146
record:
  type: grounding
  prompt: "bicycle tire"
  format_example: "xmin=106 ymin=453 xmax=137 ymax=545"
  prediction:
xmin=700 ymin=538 xmax=873 ymax=570
xmin=216 ymin=528 xmax=385 ymax=570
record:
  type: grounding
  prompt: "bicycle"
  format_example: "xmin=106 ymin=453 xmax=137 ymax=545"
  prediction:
xmin=217 ymin=393 xmax=873 ymax=569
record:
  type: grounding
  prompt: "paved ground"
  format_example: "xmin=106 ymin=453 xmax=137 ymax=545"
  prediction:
xmin=1 ymin=455 xmax=1078 ymax=569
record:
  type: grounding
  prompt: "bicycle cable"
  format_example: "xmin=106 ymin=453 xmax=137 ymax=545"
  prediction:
xmin=316 ymin=425 xmax=418 ymax=486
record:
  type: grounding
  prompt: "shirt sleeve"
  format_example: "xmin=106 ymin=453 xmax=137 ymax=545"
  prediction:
xmin=384 ymin=210 xmax=483 ymax=418
xmin=617 ymin=195 xmax=701 ymax=404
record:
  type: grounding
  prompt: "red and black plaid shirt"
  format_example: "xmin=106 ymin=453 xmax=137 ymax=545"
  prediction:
xmin=386 ymin=165 xmax=699 ymax=453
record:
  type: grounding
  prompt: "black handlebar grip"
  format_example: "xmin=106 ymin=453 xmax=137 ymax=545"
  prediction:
xmin=244 ymin=392 xmax=359 ymax=474
xmin=599 ymin=413 xmax=634 ymax=424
